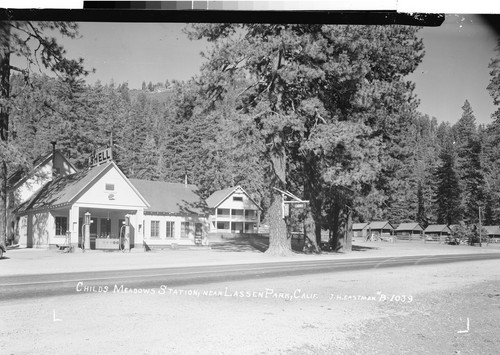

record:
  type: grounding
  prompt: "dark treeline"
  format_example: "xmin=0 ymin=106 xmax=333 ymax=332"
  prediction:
xmin=4 ymin=24 xmax=500 ymax=253
xmin=8 ymin=75 xmax=268 ymax=205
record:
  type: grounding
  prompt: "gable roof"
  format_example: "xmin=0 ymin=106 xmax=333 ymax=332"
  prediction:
xmin=368 ymin=221 xmax=394 ymax=230
xmin=352 ymin=223 xmax=369 ymax=230
xmin=130 ymin=179 xmax=207 ymax=215
xmin=16 ymin=161 xmax=148 ymax=213
xmin=7 ymin=150 xmax=77 ymax=190
xmin=483 ymin=225 xmax=500 ymax=236
xmin=395 ymin=223 xmax=423 ymax=231
xmin=206 ymin=185 xmax=261 ymax=210
xmin=424 ymin=224 xmax=451 ymax=233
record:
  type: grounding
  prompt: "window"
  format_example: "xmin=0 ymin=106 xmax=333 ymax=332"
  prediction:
xmin=181 ymin=222 xmax=190 ymax=238
xmin=151 ymin=220 xmax=160 ymax=238
xmin=90 ymin=217 xmax=97 ymax=236
xmin=232 ymin=209 xmax=244 ymax=216
xmin=166 ymin=221 xmax=175 ymax=238
xmin=105 ymin=183 xmax=115 ymax=191
xmin=233 ymin=196 xmax=243 ymax=201
xmin=217 ymin=221 xmax=229 ymax=230
xmin=217 ymin=208 xmax=230 ymax=216
xmin=55 ymin=217 xmax=68 ymax=236
xmin=195 ymin=223 xmax=203 ymax=236
xmin=245 ymin=210 xmax=256 ymax=219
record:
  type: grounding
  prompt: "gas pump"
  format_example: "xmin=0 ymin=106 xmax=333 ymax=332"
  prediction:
xmin=119 ymin=216 xmax=131 ymax=252
xmin=82 ymin=212 xmax=91 ymax=252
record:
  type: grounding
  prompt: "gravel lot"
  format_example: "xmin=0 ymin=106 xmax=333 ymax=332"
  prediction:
xmin=1 ymin=256 xmax=499 ymax=354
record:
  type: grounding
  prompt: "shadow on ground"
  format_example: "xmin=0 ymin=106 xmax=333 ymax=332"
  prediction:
xmin=210 ymin=235 xmax=308 ymax=253
xmin=352 ymin=245 xmax=379 ymax=252
xmin=209 ymin=238 xmax=269 ymax=253
xmin=210 ymin=236 xmax=373 ymax=254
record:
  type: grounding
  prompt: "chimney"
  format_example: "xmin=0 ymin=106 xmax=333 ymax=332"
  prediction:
xmin=50 ymin=141 xmax=57 ymax=177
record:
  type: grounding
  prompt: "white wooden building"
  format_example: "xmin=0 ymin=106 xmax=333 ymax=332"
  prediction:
xmin=206 ymin=186 xmax=261 ymax=234
xmin=130 ymin=179 xmax=209 ymax=248
xmin=8 ymin=148 xmax=77 ymax=205
xmin=14 ymin=155 xmax=209 ymax=250
xmin=7 ymin=149 xmax=77 ymax=245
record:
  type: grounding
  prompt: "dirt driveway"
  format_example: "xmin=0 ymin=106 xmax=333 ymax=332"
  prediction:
xmin=1 ymin=255 xmax=499 ymax=354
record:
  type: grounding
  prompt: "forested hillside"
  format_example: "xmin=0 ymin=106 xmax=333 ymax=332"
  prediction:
xmin=4 ymin=23 xmax=500 ymax=253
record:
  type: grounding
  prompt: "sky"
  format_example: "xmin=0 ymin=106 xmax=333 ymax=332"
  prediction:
xmin=14 ymin=14 xmax=500 ymax=126
xmin=407 ymin=14 xmax=498 ymax=125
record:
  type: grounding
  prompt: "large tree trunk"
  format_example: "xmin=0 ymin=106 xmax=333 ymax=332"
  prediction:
xmin=331 ymin=203 xmax=341 ymax=250
xmin=303 ymin=207 xmax=320 ymax=253
xmin=265 ymin=142 xmax=293 ymax=256
xmin=302 ymin=153 xmax=321 ymax=252
xmin=0 ymin=22 xmax=11 ymax=248
xmin=335 ymin=205 xmax=353 ymax=252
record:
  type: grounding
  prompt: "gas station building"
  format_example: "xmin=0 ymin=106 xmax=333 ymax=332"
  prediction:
xmin=12 ymin=149 xmax=209 ymax=251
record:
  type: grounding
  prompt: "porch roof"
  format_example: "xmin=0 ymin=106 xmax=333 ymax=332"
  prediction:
xmin=368 ymin=221 xmax=394 ymax=230
xmin=352 ymin=223 xmax=369 ymax=230
xmin=483 ymin=225 xmax=500 ymax=236
xmin=424 ymin=224 xmax=451 ymax=233
xmin=395 ymin=223 xmax=423 ymax=232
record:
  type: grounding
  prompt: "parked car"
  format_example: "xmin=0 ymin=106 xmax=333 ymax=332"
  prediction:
xmin=445 ymin=236 xmax=460 ymax=245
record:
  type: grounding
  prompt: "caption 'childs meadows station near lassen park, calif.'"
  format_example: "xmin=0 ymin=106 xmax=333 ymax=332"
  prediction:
xmin=3 ymin=9 xmax=500 ymax=355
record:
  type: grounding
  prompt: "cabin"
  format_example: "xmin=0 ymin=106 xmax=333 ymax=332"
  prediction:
xmin=206 ymin=186 xmax=262 ymax=235
xmin=395 ymin=222 xmax=424 ymax=235
xmin=352 ymin=222 xmax=370 ymax=239
xmin=424 ymin=224 xmax=452 ymax=243
xmin=483 ymin=225 xmax=500 ymax=243
xmin=424 ymin=224 xmax=452 ymax=236
xmin=394 ymin=222 xmax=424 ymax=241
xmin=367 ymin=221 xmax=395 ymax=238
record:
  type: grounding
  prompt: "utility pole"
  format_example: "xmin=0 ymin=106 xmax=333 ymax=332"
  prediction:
xmin=478 ymin=206 xmax=482 ymax=247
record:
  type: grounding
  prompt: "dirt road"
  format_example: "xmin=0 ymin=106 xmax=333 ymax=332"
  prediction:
xmin=1 ymin=258 xmax=499 ymax=354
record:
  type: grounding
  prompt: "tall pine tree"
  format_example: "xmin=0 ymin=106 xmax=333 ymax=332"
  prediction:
xmin=435 ymin=134 xmax=462 ymax=224
xmin=188 ymin=24 xmax=425 ymax=255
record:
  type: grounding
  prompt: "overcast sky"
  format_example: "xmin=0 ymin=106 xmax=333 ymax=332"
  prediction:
xmin=16 ymin=14 xmax=500 ymax=125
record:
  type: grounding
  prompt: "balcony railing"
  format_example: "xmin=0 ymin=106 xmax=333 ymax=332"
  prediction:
xmin=216 ymin=215 xmax=257 ymax=221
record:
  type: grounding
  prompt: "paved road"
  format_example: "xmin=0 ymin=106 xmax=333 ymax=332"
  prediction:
xmin=2 ymin=253 xmax=500 ymax=301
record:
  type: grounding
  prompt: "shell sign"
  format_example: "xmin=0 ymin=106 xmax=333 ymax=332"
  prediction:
xmin=89 ymin=147 xmax=113 ymax=167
